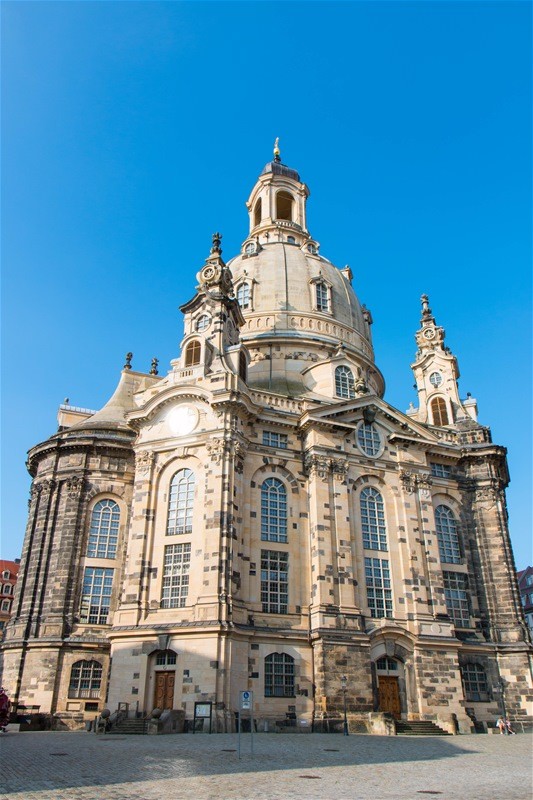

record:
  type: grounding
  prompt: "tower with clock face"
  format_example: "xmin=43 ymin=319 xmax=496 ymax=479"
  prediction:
xmin=3 ymin=148 xmax=531 ymax=735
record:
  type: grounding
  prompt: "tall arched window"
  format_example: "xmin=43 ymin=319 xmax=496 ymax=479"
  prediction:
xmin=87 ymin=499 xmax=120 ymax=559
xmin=315 ymin=281 xmax=330 ymax=312
xmin=264 ymin=653 xmax=295 ymax=697
xmin=261 ymin=478 xmax=288 ymax=542
xmin=236 ymin=283 xmax=251 ymax=309
xmin=360 ymin=487 xmax=387 ymax=551
xmin=435 ymin=505 xmax=461 ymax=564
xmin=254 ymin=198 xmax=262 ymax=227
xmin=431 ymin=397 xmax=449 ymax=426
xmin=276 ymin=191 xmax=293 ymax=221
xmin=69 ymin=660 xmax=103 ymax=698
xmin=335 ymin=366 xmax=355 ymax=399
xmin=461 ymin=663 xmax=489 ymax=701
xmin=167 ymin=469 xmax=195 ymax=535
xmin=184 ymin=341 xmax=201 ymax=367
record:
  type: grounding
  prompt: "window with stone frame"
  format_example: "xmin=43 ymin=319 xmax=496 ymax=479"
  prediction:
xmin=431 ymin=397 xmax=449 ymax=426
xmin=357 ymin=422 xmax=381 ymax=456
xmin=443 ymin=571 xmax=471 ymax=628
xmin=161 ymin=543 xmax=191 ymax=609
xmin=1 ymin=599 xmax=10 ymax=612
xmin=430 ymin=462 xmax=452 ymax=479
xmin=167 ymin=468 xmax=195 ymax=536
xmin=236 ymin=282 xmax=251 ymax=309
xmin=435 ymin=505 xmax=461 ymax=564
xmin=184 ymin=340 xmax=201 ymax=367
xmin=80 ymin=567 xmax=114 ymax=624
xmin=239 ymin=351 xmax=247 ymax=382
xmin=86 ymin=499 xmax=120 ymax=559
xmin=365 ymin=557 xmax=393 ymax=618
xmin=315 ymin=281 xmax=330 ymax=312
xmin=261 ymin=478 xmax=288 ymax=543
xmin=335 ymin=366 xmax=355 ymax=399
xmin=264 ymin=652 xmax=295 ymax=697
xmin=155 ymin=650 xmax=177 ymax=666
xmin=262 ymin=431 xmax=288 ymax=449
xmin=261 ymin=550 xmax=288 ymax=614
xmin=68 ymin=660 xmax=103 ymax=699
xmin=360 ymin=487 xmax=388 ymax=551
xmin=461 ymin=663 xmax=490 ymax=701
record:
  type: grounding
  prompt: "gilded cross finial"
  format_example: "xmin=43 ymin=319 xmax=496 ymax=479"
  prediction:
xmin=273 ymin=137 xmax=281 ymax=163
xmin=211 ymin=232 xmax=222 ymax=254
xmin=124 ymin=352 xmax=133 ymax=370
xmin=150 ymin=357 xmax=159 ymax=376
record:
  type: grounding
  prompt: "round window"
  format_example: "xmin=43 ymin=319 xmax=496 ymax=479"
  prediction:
xmin=196 ymin=314 xmax=210 ymax=332
xmin=357 ymin=422 xmax=381 ymax=457
xmin=429 ymin=372 xmax=443 ymax=387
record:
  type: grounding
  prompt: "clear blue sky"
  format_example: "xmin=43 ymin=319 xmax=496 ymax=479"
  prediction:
xmin=2 ymin=1 xmax=531 ymax=567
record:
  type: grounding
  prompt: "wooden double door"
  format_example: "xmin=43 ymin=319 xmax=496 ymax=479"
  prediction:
xmin=154 ymin=671 xmax=175 ymax=710
xmin=378 ymin=676 xmax=401 ymax=719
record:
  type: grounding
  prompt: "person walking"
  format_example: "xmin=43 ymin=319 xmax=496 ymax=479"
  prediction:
xmin=0 ymin=688 xmax=10 ymax=733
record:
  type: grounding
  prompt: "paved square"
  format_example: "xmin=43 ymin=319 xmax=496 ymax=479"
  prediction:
xmin=1 ymin=731 xmax=531 ymax=800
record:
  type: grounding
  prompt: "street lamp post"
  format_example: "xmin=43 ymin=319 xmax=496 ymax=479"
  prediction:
xmin=341 ymin=675 xmax=348 ymax=736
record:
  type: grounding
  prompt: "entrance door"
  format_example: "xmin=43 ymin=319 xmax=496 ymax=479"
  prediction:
xmin=378 ymin=676 xmax=401 ymax=719
xmin=154 ymin=672 xmax=175 ymax=710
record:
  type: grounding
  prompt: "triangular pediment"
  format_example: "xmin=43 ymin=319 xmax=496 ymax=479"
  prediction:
xmin=298 ymin=394 xmax=441 ymax=445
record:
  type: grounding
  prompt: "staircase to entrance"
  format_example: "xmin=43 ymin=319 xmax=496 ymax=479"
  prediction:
xmin=395 ymin=720 xmax=451 ymax=736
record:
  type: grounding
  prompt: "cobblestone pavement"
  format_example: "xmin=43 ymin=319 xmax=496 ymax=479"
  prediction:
xmin=0 ymin=731 xmax=531 ymax=800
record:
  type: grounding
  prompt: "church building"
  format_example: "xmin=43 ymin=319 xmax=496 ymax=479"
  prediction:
xmin=2 ymin=146 xmax=532 ymax=733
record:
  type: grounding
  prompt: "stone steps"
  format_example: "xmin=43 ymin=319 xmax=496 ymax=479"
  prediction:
xmin=395 ymin=720 xmax=451 ymax=736
xmin=113 ymin=718 xmax=148 ymax=735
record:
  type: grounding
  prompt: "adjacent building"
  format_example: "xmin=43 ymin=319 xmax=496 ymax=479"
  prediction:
xmin=517 ymin=568 xmax=533 ymax=638
xmin=0 ymin=560 xmax=20 ymax=640
xmin=2 ymin=148 xmax=532 ymax=732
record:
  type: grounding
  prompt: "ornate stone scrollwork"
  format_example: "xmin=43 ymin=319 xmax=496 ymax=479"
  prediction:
xmin=65 ymin=475 xmax=85 ymax=498
xmin=304 ymin=454 xmax=331 ymax=481
xmin=399 ymin=470 xmax=432 ymax=496
xmin=35 ymin=478 xmax=56 ymax=496
xmin=135 ymin=450 xmax=155 ymax=474
xmin=474 ymin=479 xmax=504 ymax=508
xmin=399 ymin=469 xmax=416 ymax=494
xmin=330 ymin=459 xmax=348 ymax=481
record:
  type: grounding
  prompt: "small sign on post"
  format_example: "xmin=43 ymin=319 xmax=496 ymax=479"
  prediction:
xmin=238 ymin=690 xmax=254 ymax=758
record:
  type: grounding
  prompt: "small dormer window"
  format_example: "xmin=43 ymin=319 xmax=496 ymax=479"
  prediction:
xmin=335 ymin=366 xmax=355 ymax=399
xmin=429 ymin=372 xmax=443 ymax=387
xmin=307 ymin=244 xmax=317 ymax=255
xmin=245 ymin=242 xmax=256 ymax=255
xmin=236 ymin=283 xmax=251 ymax=309
xmin=315 ymin=281 xmax=330 ymax=312
xmin=196 ymin=314 xmax=211 ymax=332
xmin=287 ymin=236 xmax=296 ymax=244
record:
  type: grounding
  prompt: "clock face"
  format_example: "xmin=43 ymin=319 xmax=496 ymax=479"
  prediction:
xmin=167 ymin=405 xmax=198 ymax=436
xmin=423 ymin=328 xmax=435 ymax=340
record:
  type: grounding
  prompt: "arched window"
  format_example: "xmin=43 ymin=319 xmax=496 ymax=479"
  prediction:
xmin=431 ymin=397 xmax=449 ymax=426
xmin=196 ymin=314 xmax=210 ymax=332
xmin=461 ymin=663 xmax=489 ymax=701
xmin=155 ymin=649 xmax=177 ymax=666
xmin=357 ymin=423 xmax=381 ymax=457
xmin=184 ymin=341 xmax=201 ymax=367
xmin=287 ymin=235 xmax=296 ymax=244
xmin=315 ymin=281 xmax=330 ymax=312
xmin=239 ymin=351 xmax=247 ymax=382
xmin=87 ymin=499 xmax=120 ymax=559
xmin=69 ymin=660 xmax=103 ymax=698
xmin=264 ymin=653 xmax=295 ymax=697
xmin=360 ymin=487 xmax=387 ymax=551
xmin=254 ymin=198 xmax=262 ymax=227
xmin=335 ymin=366 xmax=355 ymax=399
xmin=167 ymin=469 xmax=195 ymax=535
xmin=245 ymin=242 xmax=256 ymax=255
xmin=276 ymin=191 xmax=293 ymax=221
xmin=435 ymin=505 xmax=461 ymax=564
xmin=236 ymin=283 xmax=251 ymax=309
xmin=261 ymin=478 xmax=287 ymax=542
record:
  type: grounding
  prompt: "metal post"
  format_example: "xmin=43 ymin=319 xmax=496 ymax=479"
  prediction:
xmin=341 ymin=675 xmax=349 ymax=736
xmin=237 ymin=711 xmax=241 ymax=760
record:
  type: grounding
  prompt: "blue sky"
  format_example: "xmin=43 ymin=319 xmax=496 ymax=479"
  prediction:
xmin=2 ymin=1 xmax=531 ymax=566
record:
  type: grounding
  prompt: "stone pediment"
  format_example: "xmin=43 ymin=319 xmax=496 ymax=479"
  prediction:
xmin=298 ymin=395 xmax=441 ymax=445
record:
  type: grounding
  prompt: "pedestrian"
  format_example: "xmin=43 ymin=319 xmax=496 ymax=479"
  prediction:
xmin=0 ymin=687 xmax=10 ymax=733
xmin=505 ymin=718 xmax=516 ymax=735
xmin=496 ymin=716 xmax=506 ymax=734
